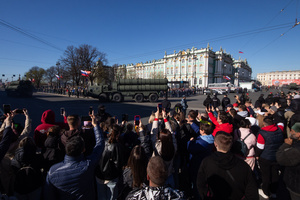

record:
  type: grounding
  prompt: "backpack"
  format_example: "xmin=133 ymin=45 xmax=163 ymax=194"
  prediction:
xmin=232 ymin=130 xmax=252 ymax=157
xmin=14 ymin=165 xmax=43 ymax=195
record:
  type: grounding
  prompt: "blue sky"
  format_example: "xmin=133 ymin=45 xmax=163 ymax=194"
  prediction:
xmin=0 ymin=0 xmax=299 ymax=81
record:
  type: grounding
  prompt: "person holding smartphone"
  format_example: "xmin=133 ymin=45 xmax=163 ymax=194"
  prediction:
xmin=150 ymin=107 xmax=177 ymax=187
xmin=0 ymin=108 xmax=31 ymax=151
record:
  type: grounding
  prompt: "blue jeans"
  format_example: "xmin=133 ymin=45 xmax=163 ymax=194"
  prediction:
xmin=96 ymin=178 xmax=118 ymax=200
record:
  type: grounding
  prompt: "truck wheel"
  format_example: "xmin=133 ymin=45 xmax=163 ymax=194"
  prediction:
xmin=99 ymin=93 xmax=107 ymax=102
xmin=135 ymin=94 xmax=144 ymax=103
xmin=149 ymin=93 xmax=158 ymax=102
xmin=113 ymin=93 xmax=122 ymax=102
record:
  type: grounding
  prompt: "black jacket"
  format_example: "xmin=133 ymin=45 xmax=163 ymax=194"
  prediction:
xmin=197 ymin=151 xmax=258 ymax=200
xmin=276 ymin=140 xmax=300 ymax=194
xmin=203 ymin=96 xmax=212 ymax=107
xmin=96 ymin=141 xmax=123 ymax=180
xmin=211 ymin=96 xmax=220 ymax=108
xmin=290 ymin=98 xmax=300 ymax=113
xmin=222 ymin=97 xmax=231 ymax=109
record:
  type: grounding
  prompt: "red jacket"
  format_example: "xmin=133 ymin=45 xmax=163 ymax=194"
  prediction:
xmin=34 ymin=110 xmax=67 ymax=148
xmin=208 ymin=112 xmax=233 ymax=137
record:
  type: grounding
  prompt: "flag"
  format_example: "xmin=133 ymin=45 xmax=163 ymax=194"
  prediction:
xmin=81 ymin=70 xmax=91 ymax=77
xmin=239 ymin=51 xmax=244 ymax=54
xmin=223 ymin=76 xmax=231 ymax=80
xmin=55 ymin=74 xmax=60 ymax=79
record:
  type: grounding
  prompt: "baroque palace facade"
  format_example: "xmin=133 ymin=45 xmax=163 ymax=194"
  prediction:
xmin=257 ymin=70 xmax=300 ymax=86
xmin=116 ymin=44 xmax=252 ymax=88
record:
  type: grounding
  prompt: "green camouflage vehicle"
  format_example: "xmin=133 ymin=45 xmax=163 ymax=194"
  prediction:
xmin=5 ymin=80 xmax=34 ymax=97
xmin=88 ymin=79 xmax=168 ymax=102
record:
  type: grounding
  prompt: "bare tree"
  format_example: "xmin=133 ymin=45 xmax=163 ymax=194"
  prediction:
xmin=60 ymin=44 xmax=107 ymax=86
xmin=25 ymin=66 xmax=46 ymax=88
xmin=60 ymin=45 xmax=80 ymax=86
xmin=149 ymin=71 xmax=165 ymax=79
xmin=126 ymin=69 xmax=137 ymax=79
xmin=45 ymin=66 xmax=56 ymax=87
xmin=113 ymin=64 xmax=126 ymax=80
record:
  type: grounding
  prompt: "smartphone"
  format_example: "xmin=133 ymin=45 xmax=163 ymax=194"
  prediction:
xmin=15 ymin=109 xmax=24 ymax=114
xmin=134 ymin=115 xmax=140 ymax=126
xmin=114 ymin=116 xmax=118 ymax=121
xmin=174 ymin=106 xmax=180 ymax=113
xmin=60 ymin=107 xmax=65 ymax=115
xmin=89 ymin=106 xmax=93 ymax=115
xmin=3 ymin=104 xmax=11 ymax=114
xmin=158 ymin=103 xmax=162 ymax=113
xmin=122 ymin=114 xmax=128 ymax=121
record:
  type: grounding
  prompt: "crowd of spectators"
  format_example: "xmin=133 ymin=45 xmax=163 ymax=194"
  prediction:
xmin=0 ymin=90 xmax=300 ymax=200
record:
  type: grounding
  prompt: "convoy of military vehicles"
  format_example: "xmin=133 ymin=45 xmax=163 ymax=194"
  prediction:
xmin=87 ymin=79 xmax=168 ymax=102
xmin=5 ymin=80 xmax=34 ymax=97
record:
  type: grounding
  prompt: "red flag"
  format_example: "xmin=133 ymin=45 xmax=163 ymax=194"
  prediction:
xmin=239 ymin=51 xmax=244 ymax=54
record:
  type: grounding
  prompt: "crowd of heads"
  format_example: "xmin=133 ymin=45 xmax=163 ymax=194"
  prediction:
xmin=0 ymin=89 xmax=300 ymax=199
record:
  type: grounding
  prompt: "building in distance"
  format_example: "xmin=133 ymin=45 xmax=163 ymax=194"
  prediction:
xmin=115 ymin=44 xmax=252 ymax=88
xmin=257 ymin=70 xmax=300 ymax=86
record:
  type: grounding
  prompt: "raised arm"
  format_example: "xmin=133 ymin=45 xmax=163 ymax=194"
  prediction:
xmin=0 ymin=114 xmax=14 ymax=161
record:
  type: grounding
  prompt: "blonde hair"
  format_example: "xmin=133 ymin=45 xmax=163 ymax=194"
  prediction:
xmin=148 ymin=113 xmax=155 ymax=124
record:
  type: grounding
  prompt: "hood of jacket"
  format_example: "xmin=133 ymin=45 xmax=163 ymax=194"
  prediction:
xmin=61 ymin=129 xmax=81 ymax=145
xmin=261 ymin=124 xmax=278 ymax=132
xmin=211 ymin=151 xmax=238 ymax=170
xmin=41 ymin=110 xmax=55 ymax=124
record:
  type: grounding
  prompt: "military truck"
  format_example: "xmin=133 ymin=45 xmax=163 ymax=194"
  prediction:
xmin=88 ymin=79 xmax=168 ymax=102
xmin=5 ymin=80 xmax=34 ymax=97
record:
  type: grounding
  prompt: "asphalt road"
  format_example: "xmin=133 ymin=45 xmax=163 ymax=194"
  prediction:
xmin=0 ymin=87 xmax=284 ymax=136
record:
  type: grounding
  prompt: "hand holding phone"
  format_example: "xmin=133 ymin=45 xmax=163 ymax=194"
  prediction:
xmin=134 ymin=115 xmax=140 ymax=126
xmin=60 ymin=107 xmax=65 ymax=116
xmin=15 ymin=109 xmax=24 ymax=114
xmin=158 ymin=103 xmax=162 ymax=113
xmin=122 ymin=114 xmax=128 ymax=122
xmin=89 ymin=106 xmax=93 ymax=115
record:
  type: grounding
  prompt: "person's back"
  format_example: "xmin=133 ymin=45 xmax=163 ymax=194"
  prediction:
xmin=212 ymin=95 xmax=220 ymax=108
xmin=222 ymin=95 xmax=231 ymax=110
xmin=126 ymin=156 xmax=184 ymax=200
xmin=197 ymin=131 xmax=258 ymax=200
xmin=44 ymin=115 xmax=105 ymax=200
xmin=34 ymin=109 xmax=67 ymax=149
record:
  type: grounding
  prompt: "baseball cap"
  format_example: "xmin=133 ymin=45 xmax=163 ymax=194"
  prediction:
xmin=226 ymin=104 xmax=233 ymax=108
xmin=292 ymin=122 xmax=300 ymax=133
